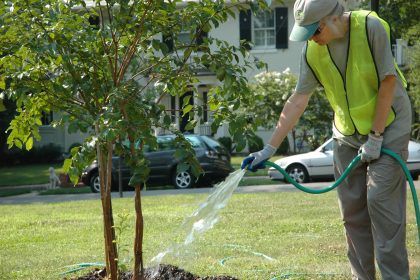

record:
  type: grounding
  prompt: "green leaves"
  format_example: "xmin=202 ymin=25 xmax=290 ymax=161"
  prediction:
xmin=1 ymin=0 xmax=275 ymax=183
xmin=127 ymin=156 xmax=150 ymax=187
xmin=62 ymin=138 xmax=96 ymax=185
xmin=0 ymin=98 xmax=5 ymax=112
xmin=0 ymin=78 xmax=6 ymax=91
xmin=26 ymin=137 xmax=33 ymax=151
xmin=173 ymin=133 xmax=203 ymax=179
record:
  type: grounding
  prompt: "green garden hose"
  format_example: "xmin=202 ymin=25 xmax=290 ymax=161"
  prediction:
xmin=265 ymin=148 xmax=420 ymax=279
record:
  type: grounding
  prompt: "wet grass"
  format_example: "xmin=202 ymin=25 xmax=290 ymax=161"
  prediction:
xmin=0 ymin=190 xmax=418 ymax=280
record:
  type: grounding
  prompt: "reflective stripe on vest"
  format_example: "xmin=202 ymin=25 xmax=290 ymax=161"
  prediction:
xmin=306 ymin=10 xmax=406 ymax=136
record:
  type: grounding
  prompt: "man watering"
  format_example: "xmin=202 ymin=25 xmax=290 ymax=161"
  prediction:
xmin=241 ymin=0 xmax=412 ymax=279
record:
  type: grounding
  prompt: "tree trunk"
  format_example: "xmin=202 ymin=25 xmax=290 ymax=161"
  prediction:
xmin=133 ymin=184 xmax=144 ymax=280
xmin=96 ymin=127 xmax=119 ymax=279
xmin=118 ymin=107 xmax=145 ymax=279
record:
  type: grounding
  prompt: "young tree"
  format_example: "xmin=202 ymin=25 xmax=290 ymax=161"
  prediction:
xmin=245 ymin=70 xmax=332 ymax=152
xmin=0 ymin=0 xmax=269 ymax=278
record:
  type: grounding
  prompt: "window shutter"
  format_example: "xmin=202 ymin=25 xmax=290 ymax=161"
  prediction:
xmin=162 ymin=34 xmax=174 ymax=52
xmin=239 ymin=10 xmax=252 ymax=49
xmin=196 ymin=30 xmax=208 ymax=46
xmin=275 ymin=7 xmax=288 ymax=49
xmin=88 ymin=15 xmax=100 ymax=29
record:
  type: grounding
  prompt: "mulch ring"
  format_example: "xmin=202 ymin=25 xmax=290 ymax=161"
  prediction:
xmin=64 ymin=263 xmax=239 ymax=280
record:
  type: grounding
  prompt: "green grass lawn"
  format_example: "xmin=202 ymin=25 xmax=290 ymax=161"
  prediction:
xmin=0 ymin=164 xmax=64 ymax=187
xmin=231 ymin=155 xmax=283 ymax=177
xmin=0 ymin=188 xmax=32 ymax=197
xmin=0 ymin=191 xmax=418 ymax=280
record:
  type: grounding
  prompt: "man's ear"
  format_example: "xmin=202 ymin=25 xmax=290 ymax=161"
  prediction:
xmin=331 ymin=15 xmax=340 ymax=23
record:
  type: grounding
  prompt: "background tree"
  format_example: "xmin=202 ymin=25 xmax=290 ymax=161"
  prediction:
xmin=0 ymin=97 xmax=15 ymax=157
xmin=244 ymin=70 xmax=332 ymax=152
xmin=405 ymin=23 xmax=420 ymax=140
xmin=359 ymin=0 xmax=420 ymax=139
xmin=360 ymin=0 xmax=420 ymax=43
xmin=0 ymin=0 xmax=270 ymax=278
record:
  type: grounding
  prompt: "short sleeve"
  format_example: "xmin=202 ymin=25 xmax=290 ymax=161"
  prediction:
xmin=295 ymin=43 xmax=320 ymax=94
xmin=367 ymin=16 xmax=397 ymax=81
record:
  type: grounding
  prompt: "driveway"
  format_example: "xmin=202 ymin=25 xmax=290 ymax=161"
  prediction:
xmin=1 ymin=180 xmax=419 ymax=205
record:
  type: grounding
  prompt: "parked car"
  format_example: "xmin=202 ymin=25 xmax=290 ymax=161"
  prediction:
xmin=81 ymin=134 xmax=233 ymax=193
xmin=268 ymin=139 xmax=420 ymax=183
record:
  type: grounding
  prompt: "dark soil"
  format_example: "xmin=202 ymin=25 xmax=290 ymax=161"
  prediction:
xmin=64 ymin=264 xmax=239 ymax=280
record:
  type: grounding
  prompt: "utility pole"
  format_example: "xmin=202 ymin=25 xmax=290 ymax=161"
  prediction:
xmin=371 ymin=0 xmax=379 ymax=13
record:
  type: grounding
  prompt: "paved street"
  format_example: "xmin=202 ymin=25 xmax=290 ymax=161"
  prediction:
xmin=1 ymin=180 xmax=419 ymax=205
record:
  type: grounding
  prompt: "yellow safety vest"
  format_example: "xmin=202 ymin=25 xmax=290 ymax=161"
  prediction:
xmin=306 ymin=10 xmax=406 ymax=136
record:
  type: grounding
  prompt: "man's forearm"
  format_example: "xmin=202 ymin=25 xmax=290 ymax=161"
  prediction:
xmin=269 ymin=93 xmax=310 ymax=148
xmin=371 ymin=75 xmax=396 ymax=133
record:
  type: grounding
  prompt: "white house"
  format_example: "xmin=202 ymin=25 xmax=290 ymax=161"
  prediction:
xmin=39 ymin=0 xmax=396 ymax=153
xmin=36 ymin=0 xmax=305 ymax=152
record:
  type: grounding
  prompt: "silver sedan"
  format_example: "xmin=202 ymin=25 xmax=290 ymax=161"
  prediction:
xmin=268 ymin=139 xmax=420 ymax=183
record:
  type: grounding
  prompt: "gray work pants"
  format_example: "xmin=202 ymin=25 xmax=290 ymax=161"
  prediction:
xmin=333 ymin=135 xmax=410 ymax=280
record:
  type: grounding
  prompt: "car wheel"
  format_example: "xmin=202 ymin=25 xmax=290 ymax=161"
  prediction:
xmin=173 ymin=169 xmax=194 ymax=189
xmin=90 ymin=172 xmax=101 ymax=193
xmin=286 ymin=164 xmax=309 ymax=183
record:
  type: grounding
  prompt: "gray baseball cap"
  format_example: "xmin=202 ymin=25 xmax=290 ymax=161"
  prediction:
xmin=289 ymin=0 xmax=343 ymax=41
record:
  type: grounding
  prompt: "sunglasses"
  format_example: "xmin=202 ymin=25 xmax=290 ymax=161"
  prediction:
xmin=313 ymin=25 xmax=323 ymax=36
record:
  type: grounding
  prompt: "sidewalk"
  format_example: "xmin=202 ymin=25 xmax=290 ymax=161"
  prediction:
xmin=1 ymin=180 xmax=419 ymax=205
xmin=0 ymin=175 xmax=269 ymax=191
xmin=0 ymin=181 xmax=85 ymax=191
xmin=0 ymin=182 xmax=319 ymax=205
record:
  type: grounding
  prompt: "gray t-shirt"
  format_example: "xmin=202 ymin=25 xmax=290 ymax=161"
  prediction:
xmin=296 ymin=13 xmax=412 ymax=148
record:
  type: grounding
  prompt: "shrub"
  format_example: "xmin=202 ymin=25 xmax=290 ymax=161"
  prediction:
xmin=0 ymin=143 xmax=63 ymax=166
xmin=217 ymin=137 xmax=234 ymax=153
xmin=248 ymin=135 xmax=264 ymax=153
xmin=34 ymin=143 xmax=63 ymax=163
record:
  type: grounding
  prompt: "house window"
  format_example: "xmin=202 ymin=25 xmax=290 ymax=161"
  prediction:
xmin=162 ymin=29 xmax=208 ymax=53
xmin=240 ymin=7 xmax=288 ymax=50
xmin=253 ymin=11 xmax=275 ymax=48
xmin=41 ymin=111 xmax=53 ymax=126
xmin=178 ymin=28 xmax=191 ymax=45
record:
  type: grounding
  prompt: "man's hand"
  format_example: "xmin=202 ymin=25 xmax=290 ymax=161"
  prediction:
xmin=241 ymin=144 xmax=277 ymax=171
xmin=359 ymin=134 xmax=383 ymax=163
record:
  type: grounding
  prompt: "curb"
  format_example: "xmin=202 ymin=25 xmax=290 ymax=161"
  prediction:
xmin=0 ymin=184 xmax=49 ymax=191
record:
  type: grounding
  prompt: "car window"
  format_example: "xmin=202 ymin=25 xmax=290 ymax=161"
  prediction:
xmin=323 ymin=140 xmax=333 ymax=152
xmin=185 ymin=136 xmax=205 ymax=148
xmin=157 ymin=136 xmax=175 ymax=150
xmin=200 ymin=135 xmax=222 ymax=149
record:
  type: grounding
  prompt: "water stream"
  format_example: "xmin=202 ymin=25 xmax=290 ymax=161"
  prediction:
xmin=150 ymin=169 xmax=246 ymax=269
